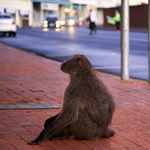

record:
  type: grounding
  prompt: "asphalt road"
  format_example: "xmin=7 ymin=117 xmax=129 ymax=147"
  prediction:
xmin=0 ymin=26 xmax=148 ymax=80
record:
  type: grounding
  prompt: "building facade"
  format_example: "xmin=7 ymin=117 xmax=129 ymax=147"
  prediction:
xmin=69 ymin=0 xmax=97 ymax=24
xmin=32 ymin=0 xmax=71 ymax=27
xmin=96 ymin=0 xmax=120 ymax=25
xmin=0 ymin=0 xmax=71 ymax=27
xmin=0 ymin=0 xmax=147 ymax=28
xmin=0 ymin=0 xmax=98 ymax=27
xmin=0 ymin=0 xmax=33 ymax=27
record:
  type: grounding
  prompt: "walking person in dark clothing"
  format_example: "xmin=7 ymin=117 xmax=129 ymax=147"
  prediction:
xmin=88 ymin=9 xmax=98 ymax=35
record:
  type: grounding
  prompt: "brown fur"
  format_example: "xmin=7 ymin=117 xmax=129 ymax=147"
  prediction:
xmin=28 ymin=54 xmax=115 ymax=145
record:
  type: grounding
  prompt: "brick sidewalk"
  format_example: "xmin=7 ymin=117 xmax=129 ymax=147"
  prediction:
xmin=0 ymin=43 xmax=150 ymax=150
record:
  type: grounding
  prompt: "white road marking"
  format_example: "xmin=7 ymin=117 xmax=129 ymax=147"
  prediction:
xmin=94 ymin=65 xmax=148 ymax=70
xmin=46 ymin=54 xmax=73 ymax=57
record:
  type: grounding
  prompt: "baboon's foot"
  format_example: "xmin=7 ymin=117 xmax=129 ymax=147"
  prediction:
xmin=101 ymin=128 xmax=115 ymax=138
xmin=27 ymin=139 xmax=42 ymax=145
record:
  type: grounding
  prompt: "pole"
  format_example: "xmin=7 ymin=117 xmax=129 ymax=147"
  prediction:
xmin=70 ymin=3 xmax=73 ymax=17
xmin=148 ymin=0 xmax=150 ymax=84
xmin=121 ymin=0 xmax=129 ymax=80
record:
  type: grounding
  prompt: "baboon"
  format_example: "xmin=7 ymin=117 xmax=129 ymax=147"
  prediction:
xmin=28 ymin=54 xmax=115 ymax=145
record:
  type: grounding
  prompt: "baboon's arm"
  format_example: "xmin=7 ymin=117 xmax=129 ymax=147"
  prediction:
xmin=44 ymin=113 xmax=60 ymax=128
xmin=28 ymin=99 xmax=80 ymax=145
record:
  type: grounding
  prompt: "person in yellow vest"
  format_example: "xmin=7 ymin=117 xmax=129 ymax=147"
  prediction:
xmin=113 ymin=10 xmax=121 ymax=32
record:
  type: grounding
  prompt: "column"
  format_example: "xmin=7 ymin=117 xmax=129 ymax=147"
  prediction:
xmin=15 ymin=9 xmax=19 ymax=27
xmin=70 ymin=3 xmax=73 ymax=16
xmin=41 ymin=4 xmax=43 ymax=26
xmin=29 ymin=10 xmax=33 ymax=27
xmin=79 ymin=4 xmax=81 ymax=19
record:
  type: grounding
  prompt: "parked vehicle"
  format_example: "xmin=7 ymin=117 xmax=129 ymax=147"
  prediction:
xmin=43 ymin=15 xmax=61 ymax=28
xmin=0 ymin=13 xmax=17 ymax=37
xmin=62 ymin=16 xmax=79 ymax=26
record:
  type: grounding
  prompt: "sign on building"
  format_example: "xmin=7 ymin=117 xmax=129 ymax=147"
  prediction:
xmin=41 ymin=3 xmax=58 ymax=11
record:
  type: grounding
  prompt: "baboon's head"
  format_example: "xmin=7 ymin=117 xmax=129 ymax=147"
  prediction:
xmin=61 ymin=54 xmax=92 ymax=74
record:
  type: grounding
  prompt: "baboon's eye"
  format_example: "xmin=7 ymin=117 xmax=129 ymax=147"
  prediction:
xmin=76 ymin=57 xmax=81 ymax=63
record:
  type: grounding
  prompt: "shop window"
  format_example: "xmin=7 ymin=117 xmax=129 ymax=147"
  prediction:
xmin=22 ymin=15 xmax=29 ymax=27
xmin=48 ymin=10 xmax=53 ymax=15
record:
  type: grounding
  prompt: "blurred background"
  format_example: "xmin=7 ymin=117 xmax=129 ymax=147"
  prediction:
xmin=0 ymin=0 xmax=148 ymax=29
xmin=0 ymin=0 xmax=149 ymax=81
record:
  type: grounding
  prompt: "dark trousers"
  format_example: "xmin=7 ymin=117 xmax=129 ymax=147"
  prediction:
xmin=116 ymin=22 xmax=120 ymax=30
xmin=89 ymin=21 xmax=96 ymax=34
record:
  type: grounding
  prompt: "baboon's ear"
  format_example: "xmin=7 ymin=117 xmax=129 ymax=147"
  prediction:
xmin=76 ymin=57 xmax=81 ymax=63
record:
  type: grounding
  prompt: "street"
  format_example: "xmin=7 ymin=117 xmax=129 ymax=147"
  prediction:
xmin=0 ymin=26 xmax=148 ymax=80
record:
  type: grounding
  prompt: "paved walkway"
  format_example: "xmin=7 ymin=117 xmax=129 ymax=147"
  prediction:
xmin=0 ymin=43 xmax=150 ymax=150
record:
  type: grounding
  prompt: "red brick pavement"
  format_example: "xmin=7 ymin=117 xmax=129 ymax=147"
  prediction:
xmin=0 ymin=43 xmax=150 ymax=150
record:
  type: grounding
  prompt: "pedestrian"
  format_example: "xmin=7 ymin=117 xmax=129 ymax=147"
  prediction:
xmin=113 ymin=10 xmax=121 ymax=32
xmin=88 ymin=9 xmax=97 ymax=35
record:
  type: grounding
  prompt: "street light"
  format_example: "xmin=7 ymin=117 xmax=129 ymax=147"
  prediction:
xmin=65 ymin=8 xmax=70 ymax=13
